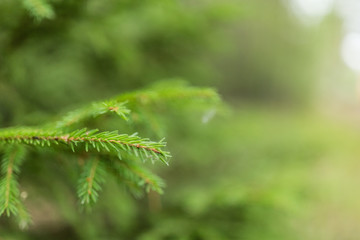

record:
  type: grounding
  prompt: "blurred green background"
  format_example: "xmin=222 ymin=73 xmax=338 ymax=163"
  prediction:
xmin=1 ymin=0 xmax=360 ymax=239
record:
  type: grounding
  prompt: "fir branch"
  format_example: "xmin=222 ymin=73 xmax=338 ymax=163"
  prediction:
xmin=116 ymin=81 xmax=221 ymax=108
xmin=54 ymin=100 xmax=130 ymax=129
xmin=0 ymin=127 xmax=170 ymax=164
xmin=16 ymin=201 xmax=32 ymax=230
xmin=77 ymin=158 xmax=106 ymax=206
xmin=110 ymin=158 xmax=165 ymax=195
xmin=51 ymin=81 xmax=220 ymax=130
xmin=22 ymin=0 xmax=55 ymax=21
xmin=0 ymin=145 xmax=27 ymax=217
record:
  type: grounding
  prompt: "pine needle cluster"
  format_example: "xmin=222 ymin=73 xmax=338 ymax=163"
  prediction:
xmin=0 ymin=81 xmax=220 ymax=228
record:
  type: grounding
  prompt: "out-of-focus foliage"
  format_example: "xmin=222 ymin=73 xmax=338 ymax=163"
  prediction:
xmin=22 ymin=0 xmax=55 ymax=21
xmin=0 ymin=0 xmax=237 ymax=124
xmin=0 ymin=0 xmax=356 ymax=239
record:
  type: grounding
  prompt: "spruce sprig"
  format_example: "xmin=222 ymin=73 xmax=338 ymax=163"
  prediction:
xmin=51 ymin=81 xmax=220 ymax=130
xmin=77 ymin=158 xmax=106 ymax=206
xmin=0 ymin=145 xmax=28 ymax=217
xmin=0 ymin=127 xmax=170 ymax=164
xmin=116 ymin=81 xmax=220 ymax=108
xmin=55 ymin=100 xmax=130 ymax=129
xmin=110 ymin=158 xmax=165 ymax=195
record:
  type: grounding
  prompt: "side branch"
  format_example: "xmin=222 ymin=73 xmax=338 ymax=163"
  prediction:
xmin=0 ymin=128 xmax=170 ymax=164
xmin=0 ymin=135 xmax=162 ymax=155
xmin=4 ymin=152 xmax=16 ymax=210
xmin=0 ymin=145 xmax=27 ymax=217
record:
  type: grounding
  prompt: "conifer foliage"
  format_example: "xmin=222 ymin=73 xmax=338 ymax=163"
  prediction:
xmin=0 ymin=82 xmax=220 ymax=228
xmin=22 ymin=0 xmax=55 ymax=21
